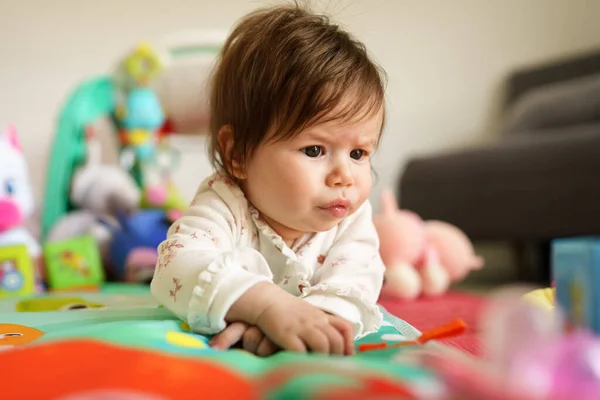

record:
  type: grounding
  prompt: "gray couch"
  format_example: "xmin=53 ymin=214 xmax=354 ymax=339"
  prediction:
xmin=398 ymin=49 xmax=600 ymax=284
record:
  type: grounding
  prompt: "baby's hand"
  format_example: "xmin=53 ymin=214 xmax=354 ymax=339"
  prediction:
xmin=209 ymin=322 xmax=279 ymax=356
xmin=256 ymin=296 xmax=355 ymax=356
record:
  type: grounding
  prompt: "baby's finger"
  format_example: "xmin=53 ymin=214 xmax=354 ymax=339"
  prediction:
xmin=321 ymin=323 xmax=344 ymax=355
xmin=328 ymin=316 xmax=355 ymax=355
xmin=303 ymin=329 xmax=329 ymax=354
xmin=209 ymin=322 xmax=248 ymax=350
xmin=256 ymin=337 xmax=279 ymax=357
xmin=242 ymin=326 xmax=263 ymax=354
xmin=276 ymin=334 xmax=307 ymax=354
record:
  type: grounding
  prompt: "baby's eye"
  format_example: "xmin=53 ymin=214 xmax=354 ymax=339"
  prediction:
xmin=301 ymin=146 xmax=323 ymax=158
xmin=350 ymin=149 xmax=366 ymax=160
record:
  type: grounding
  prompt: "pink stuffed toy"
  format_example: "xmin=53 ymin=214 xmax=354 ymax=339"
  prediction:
xmin=373 ymin=188 xmax=484 ymax=300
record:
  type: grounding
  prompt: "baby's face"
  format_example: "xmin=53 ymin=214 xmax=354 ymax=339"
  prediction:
xmin=240 ymin=110 xmax=381 ymax=245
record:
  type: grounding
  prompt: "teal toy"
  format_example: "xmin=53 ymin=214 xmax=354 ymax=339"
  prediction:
xmin=114 ymin=85 xmax=168 ymax=190
xmin=114 ymin=86 xmax=165 ymax=162
xmin=118 ymin=87 xmax=165 ymax=131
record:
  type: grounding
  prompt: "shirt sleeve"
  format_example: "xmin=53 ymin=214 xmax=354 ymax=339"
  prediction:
xmin=301 ymin=200 xmax=385 ymax=338
xmin=150 ymin=189 xmax=273 ymax=335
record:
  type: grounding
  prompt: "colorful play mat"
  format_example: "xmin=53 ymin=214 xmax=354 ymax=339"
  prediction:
xmin=0 ymin=284 xmax=464 ymax=399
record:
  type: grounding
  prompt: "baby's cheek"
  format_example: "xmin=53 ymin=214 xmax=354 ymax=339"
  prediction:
xmin=356 ymin=165 xmax=373 ymax=190
xmin=283 ymin=160 xmax=314 ymax=188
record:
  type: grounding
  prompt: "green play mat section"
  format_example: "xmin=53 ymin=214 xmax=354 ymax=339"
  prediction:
xmin=0 ymin=284 xmax=448 ymax=399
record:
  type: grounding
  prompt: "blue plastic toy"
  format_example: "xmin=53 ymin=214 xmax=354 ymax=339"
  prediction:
xmin=552 ymin=236 xmax=600 ymax=334
xmin=108 ymin=210 xmax=170 ymax=283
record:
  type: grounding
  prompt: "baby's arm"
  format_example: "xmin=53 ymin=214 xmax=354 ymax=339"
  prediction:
xmin=151 ymin=187 xmax=355 ymax=354
xmin=302 ymin=200 xmax=385 ymax=338
xmin=150 ymin=190 xmax=276 ymax=335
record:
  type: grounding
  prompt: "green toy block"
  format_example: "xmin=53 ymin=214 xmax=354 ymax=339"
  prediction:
xmin=0 ymin=245 xmax=36 ymax=299
xmin=43 ymin=235 xmax=105 ymax=291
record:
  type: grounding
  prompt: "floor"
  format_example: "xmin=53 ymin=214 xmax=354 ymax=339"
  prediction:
xmin=379 ymin=290 xmax=488 ymax=357
xmin=378 ymin=241 xmax=551 ymax=358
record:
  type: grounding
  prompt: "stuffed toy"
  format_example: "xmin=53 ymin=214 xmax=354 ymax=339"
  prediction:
xmin=0 ymin=125 xmax=44 ymax=288
xmin=373 ymin=188 xmax=484 ymax=300
xmin=47 ymin=130 xmax=176 ymax=283
xmin=70 ymin=129 xmax=141 ymax=216
xmin=47 ymin=130 xmax=142 ymax=271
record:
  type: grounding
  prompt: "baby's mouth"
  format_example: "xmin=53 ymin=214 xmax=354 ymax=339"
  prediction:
xmin=318 ymin=199 xmax=351 ymax=218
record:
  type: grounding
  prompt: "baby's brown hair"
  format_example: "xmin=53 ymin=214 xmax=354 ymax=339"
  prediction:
xmin=208 ymin=1 xmax=387 ymax=176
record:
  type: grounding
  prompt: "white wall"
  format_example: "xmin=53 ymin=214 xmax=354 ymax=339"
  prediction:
xmin=2 ymin=0 xmax=600 ymax=215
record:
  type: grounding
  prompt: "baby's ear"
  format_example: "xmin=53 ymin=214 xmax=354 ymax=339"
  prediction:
xmin=217 ymin=125 xmax=246 ymax=179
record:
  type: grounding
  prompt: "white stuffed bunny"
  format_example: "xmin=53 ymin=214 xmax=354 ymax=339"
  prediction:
xmin=0 ymin=125 xmax=40 ymax=257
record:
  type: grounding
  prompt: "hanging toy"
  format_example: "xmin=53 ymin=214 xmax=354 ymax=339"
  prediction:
xmin=115 ymin=86 xmax=166 ymax=169
xmin=113 ymin=42 xmax=167 ymax=170
xmin=111 ymin=41 xmax=188 ymax=215
xmin=115 ymin=42 xmax=164 ymax=91
xmin=112 ymin=42 xmax=174 ymax=191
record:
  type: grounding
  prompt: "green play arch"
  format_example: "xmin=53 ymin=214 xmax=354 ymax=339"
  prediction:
xmin=41 ymin=32 xmax=225 ymax=241
xmin=41 ymin=77 xmax=116 ymax=241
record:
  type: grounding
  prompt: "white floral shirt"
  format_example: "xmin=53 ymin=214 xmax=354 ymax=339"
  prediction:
xmin=150 ymin=173 xmax=385 ymax=339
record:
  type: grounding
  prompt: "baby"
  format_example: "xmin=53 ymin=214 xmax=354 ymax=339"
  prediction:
xmin=151 ymin=2 xmax=387 ymax=357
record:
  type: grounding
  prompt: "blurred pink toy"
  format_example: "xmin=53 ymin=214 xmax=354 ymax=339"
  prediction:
xmin=373 ymin=188 xmax=483 ymax=300
xmin=425 ymin=286 xmax=600 ymax=400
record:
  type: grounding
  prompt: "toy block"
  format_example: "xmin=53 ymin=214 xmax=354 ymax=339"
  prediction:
xmin=0 ymin=245 xmax=36 ymax=299
xmin=552 ymin=236 xmax=600 ymax=334
xmin=43 ymin=235 xmax=105 ymax=292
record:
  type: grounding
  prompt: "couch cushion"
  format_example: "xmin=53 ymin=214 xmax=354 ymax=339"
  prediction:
xmin=502 ymin=73 xmax=600 ymax=134
xmin=399 ymin=123 xmax=600 ymax=240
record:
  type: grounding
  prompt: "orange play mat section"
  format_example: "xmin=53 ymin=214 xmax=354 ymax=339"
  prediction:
xmin=3 ymin=339 xmax=257 ymax=400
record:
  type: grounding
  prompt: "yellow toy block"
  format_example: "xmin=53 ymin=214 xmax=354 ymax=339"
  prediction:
xmin=0 ymin=245 xmax=36 ymax=299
